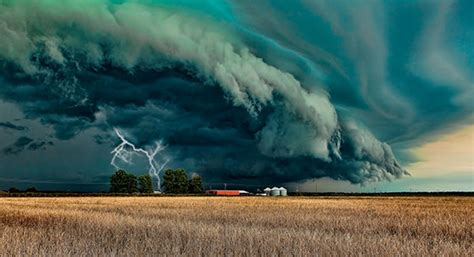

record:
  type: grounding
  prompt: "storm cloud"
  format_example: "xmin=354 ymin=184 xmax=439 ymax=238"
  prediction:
xmin=1 ymin=0 xmax=470 ymax=188
xmin=3 ymin=136 xmax=33 ymax=155
xmin=0 ymin=121 xmax=27 ymax=131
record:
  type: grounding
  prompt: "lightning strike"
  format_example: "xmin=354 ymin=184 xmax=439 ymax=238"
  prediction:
xmin=111 ymin=128 xmax=169 ymax=192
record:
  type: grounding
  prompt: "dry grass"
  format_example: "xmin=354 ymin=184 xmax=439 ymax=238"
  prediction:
xmin=0 ymin=196 xmax=472 ymax=256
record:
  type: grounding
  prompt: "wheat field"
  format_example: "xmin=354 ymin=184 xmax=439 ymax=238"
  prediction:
xmin=0 ymin=196 xmax=472 ymax=256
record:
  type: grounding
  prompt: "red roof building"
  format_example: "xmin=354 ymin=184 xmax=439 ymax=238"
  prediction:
xmin=206 ymin=190 xmax=250 ymax=196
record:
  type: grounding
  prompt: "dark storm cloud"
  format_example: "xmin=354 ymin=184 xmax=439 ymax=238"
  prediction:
xmin=0 ymin=121 xmax=27 ymax=131
xmin=2 ymin=0 xmax=449 ymax=186
xmin=234 ymin=0 xmax=474 ymax=147
xmin=27 ymin=141 xmax=54 ymax=151
xmin=93 ymin=134 xmax=113 ymax=145
xmin=0 ymin=70 xmax=406 ymax=184
xmin=3 ymin=136 xmax=33 ymax=155
xmin=2 ymin=136 xmax=53 ymax=155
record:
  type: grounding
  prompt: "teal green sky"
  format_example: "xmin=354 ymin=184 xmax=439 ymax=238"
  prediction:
xmin=0 ymin=0 xmax=472 ymax=192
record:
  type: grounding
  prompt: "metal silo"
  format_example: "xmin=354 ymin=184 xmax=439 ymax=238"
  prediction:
xmin=264 ymin=187 xmax=271 ymax=196
xmin=279 ymin=187 xmax=287 ymax=196
xmin=270 ymin=187 xmax=280 ymax=196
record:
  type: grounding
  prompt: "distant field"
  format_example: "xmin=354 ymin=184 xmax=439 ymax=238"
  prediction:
xmin=0 ymin=196 xmax=472 ymax=256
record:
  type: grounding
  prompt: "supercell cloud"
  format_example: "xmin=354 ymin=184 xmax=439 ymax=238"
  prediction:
xmin=0 ymin=0 xmax=472 ymax=188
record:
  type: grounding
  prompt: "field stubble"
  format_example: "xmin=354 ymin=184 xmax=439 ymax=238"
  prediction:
xmin=0 ymin=196 xmax=472 ymax=256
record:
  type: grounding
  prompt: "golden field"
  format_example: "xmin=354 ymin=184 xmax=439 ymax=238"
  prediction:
xmin=0 ymin=196 xmax=472 ymax=256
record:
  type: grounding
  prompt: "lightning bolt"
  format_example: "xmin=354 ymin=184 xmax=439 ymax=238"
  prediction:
xmin=111 ymin=128 xmax=169 ymax=192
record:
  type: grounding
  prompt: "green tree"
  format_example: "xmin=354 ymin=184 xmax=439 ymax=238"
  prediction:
xmin=188 ymin=175 xmax=203 ymax=194
xmin=26 ymin=187 xmax=37 ymax=192
xmin=138 ymin=174 xmax=153 ymax=193
xmin=110 ymin=170 xmax=128 ymax=193
xmin=162 ymin=168 xmax=189 ymax=194
xmin=110 ymin=170 xmax=138 ymax=193
xmin=8 ymin=187 xmax=20 ymax=193
xmin=162 ymin=169 xmax=175 ymax=193
xmin=126 ymin=173 xmax=138 ymax=193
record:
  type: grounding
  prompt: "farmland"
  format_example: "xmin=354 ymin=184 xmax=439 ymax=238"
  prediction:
xmin=0 ymin=196 xmax=472 ymax=256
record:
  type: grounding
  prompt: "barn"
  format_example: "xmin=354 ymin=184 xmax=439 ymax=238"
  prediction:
xmin=206 ymin=190 xmax=250 ymax=196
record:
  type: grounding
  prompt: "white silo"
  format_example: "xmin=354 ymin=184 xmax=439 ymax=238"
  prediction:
xmin=279 ymin=187 xmax=287 ymax=196
xmin=270 ymin=187 xmax=280 ymax=196
xmin=264 ymin=187 xmax=271 ymax=196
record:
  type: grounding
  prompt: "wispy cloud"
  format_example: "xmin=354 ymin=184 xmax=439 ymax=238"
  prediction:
xmin=2 ymin=136 xmax=33 ymax=155
xmin=410 ymin=0 xmax=474 ymax=111
xmin=2 ymin=136 xmax=53 ymax=155
xmin=0 ymin=121 xmax=28 ymax=131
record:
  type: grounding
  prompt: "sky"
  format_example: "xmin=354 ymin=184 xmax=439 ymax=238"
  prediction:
xmin=0 ymin=0 xmax=472 ymax=192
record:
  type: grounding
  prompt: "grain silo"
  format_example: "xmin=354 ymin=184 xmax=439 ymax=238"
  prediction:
xmin=264 ymin=187 xmax=271 ymax=196
xmin=279 ymin=187 xmax=287 ymax=196
xmin=270 ymin=187 xmax=280 ymax=196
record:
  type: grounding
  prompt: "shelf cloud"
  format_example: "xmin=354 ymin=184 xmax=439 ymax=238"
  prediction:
xmin=1 ymin=0 xmax=470 ymax=188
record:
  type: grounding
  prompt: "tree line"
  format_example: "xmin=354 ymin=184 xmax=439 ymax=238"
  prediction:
xmin=7 ymin=187 xmax=37 ymax=193
xmin=109 ymin=169 xmax=203 ymax=194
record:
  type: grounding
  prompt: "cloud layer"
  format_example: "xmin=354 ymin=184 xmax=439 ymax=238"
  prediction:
xmin=3 ymin=0 xmax=469 ymax=187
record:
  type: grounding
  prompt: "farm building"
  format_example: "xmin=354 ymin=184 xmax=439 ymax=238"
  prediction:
xmin=264 ymin=187 xmax=271 ymax=195
xmin=270 ymin=187 xmax=281 ymax=196
xmin=206 ymin=190 xmax=250 ymax=196
xmin=262 ymin=187 xmax=288 ymax=196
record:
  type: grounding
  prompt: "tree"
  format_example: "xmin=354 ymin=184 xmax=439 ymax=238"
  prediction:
xmin=126 ymin=173 xmax=138 ymax=194
xmin=162 ymin=168 xmax=189 ymax=194
xmin=188 ymin=175 xmax=203 ymax=194
xmin=8 ymin=187 xmax=20 ymax=193
xmin=26 ymin=187 xmax=37 ymax=192
xmin=162 ymin=169 xmax=174 ymax=193
xmin=110 ymin=170 xmax=128 ymax=193
xmin=138 ymin=175 xmax=153 ymax=193
xmin=110 ymin=170 xmax=138 ymax=193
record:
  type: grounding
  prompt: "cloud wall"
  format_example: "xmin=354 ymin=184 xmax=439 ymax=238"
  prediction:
xmin=8 ymin=0 xmax=469 ymax=186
